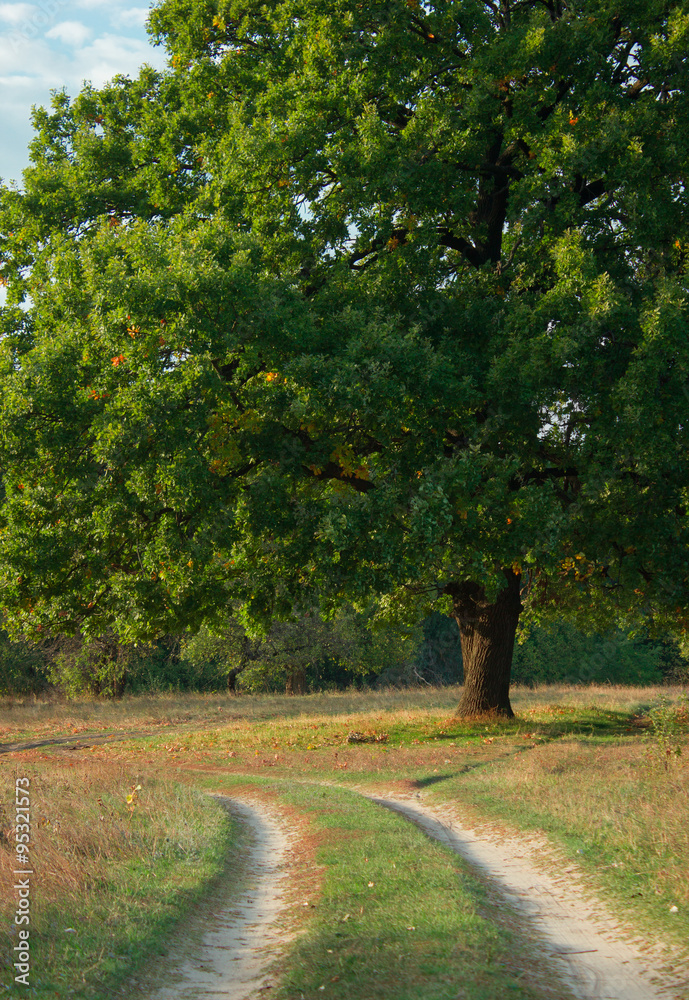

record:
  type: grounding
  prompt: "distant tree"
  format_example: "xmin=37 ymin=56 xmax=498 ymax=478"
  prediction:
xmin=510 ymin=623 xmax=681 ymax=687
xmin=0 ymin=1 xmax=688 ymax=716
xmin=43 ymin=631 xmax=130 ymax=698
xmin=411 ymin=613 xmax=464 ymax=687
xmin=0 ymin=629 xmax=48 ymax=697
xmin=182 ymin=618 xmax=257 ymax=692
xmin=42 ymin=631 xmax=192 ymax=698
xmin=183 ymin=604 xmax=417 ymax=693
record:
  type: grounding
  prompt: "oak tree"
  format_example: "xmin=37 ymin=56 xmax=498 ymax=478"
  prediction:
xmin=1 ymin=0 xmax=688 ymax=715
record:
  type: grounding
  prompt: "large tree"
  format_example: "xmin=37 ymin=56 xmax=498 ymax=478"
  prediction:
xmin=1 ymin=0 xmax=688 ymax=716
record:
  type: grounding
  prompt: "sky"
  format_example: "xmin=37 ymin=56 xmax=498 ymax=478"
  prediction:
xmin=0 ymin=0 xmax=168 ymax=184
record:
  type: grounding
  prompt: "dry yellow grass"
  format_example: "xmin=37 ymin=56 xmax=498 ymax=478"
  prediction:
xmin=1 ymin=682 xmax=685 ymax=745
xmin=0 ymin=760 xmax=232 ymax=997
xmin=484 ymin=738 xmax=689 ymax=897
xmin=0 ymin=687 xmax=464 ymax=742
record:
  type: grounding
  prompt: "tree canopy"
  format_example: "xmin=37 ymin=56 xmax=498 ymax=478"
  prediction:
xmin=0 ymin=0 xmax=688 ymax=714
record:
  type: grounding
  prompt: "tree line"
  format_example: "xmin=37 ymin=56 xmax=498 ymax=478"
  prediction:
xmin=1 ymin=612 xmax=685 ymax=699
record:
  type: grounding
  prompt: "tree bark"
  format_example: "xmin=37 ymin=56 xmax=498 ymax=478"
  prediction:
xmin=446 ymin=569 xmax=522 ymax=718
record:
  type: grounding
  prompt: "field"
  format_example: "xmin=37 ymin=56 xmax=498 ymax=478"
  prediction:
xmin=0 ymin=683 xmax=687 ymax=999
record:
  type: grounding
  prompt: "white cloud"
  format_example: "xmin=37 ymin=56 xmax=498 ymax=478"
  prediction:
xmin=73 ymin=32 xmax=164 ymax=85
xmin=0 ymin=3 xmax=166 ymax=184
xmin=0 ymin=74 xmax=37 ymax=86
xmin=46 ymin=20 xmax=92 ymax=45
xmin=115 ymin=7 xmax=149 ymax=28
xmin=0 ymin=4 xmax=37 ymax=26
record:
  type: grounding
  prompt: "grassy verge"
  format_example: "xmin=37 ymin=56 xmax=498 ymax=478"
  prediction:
xmin=201 ymin=775 xmax=577 ymax=1000
xmin=0 ymin=761 xmax=235 ymax=998
xmin=426 ymin=724 xmax=689 ymax=956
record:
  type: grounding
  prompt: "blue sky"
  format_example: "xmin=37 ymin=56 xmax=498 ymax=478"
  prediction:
xmin=0 ymin=1 xmax=168 ymax=184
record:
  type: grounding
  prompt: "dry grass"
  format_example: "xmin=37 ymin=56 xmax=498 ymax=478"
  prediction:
xmin=0 ymin=687 xmax=465 ymax=742
xmin=0 ymin=760 xmax=233 ymax=997
xmin=511 ymin=682 xmax=687 ymax=714
xmin=1 ymin=683 xmax=685 ymax=746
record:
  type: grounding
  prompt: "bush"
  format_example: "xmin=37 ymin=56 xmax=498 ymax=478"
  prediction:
xmin=512 ymin=622 xmax=686 ymax=687
xmin=44 ymin=633 xmax=227 ymax=698
xmin=0 ymin=630 xmax=48 ymax=696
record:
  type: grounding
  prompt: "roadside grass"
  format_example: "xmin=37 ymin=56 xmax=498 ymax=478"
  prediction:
xmin=3 ymin=684 xmax=689 ymax=998
xmin=201 ymin=775 xmax=578 ymax=1000
xmin=0 ymin=762 xmax=234 ymax=998
xmin=1 ymin=683 xmax=684 ymax=746
xmin=425 ymin=721 xmax=689 ymax=957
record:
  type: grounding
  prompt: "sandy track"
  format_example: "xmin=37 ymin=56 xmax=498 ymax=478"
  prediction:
xmin=366 ymin=793 xmax=687 ymax=1000
xmin=141 ymin=797 xmax=292 ymax=1000
xmin=119 ymin=779 xmax=686 ymax=1000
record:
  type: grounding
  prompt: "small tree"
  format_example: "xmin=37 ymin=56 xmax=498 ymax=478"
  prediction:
xmin=183 ymin=604 xmax=417 ymax=693
xmin=182 ymin=618 xmax=257 ymax=692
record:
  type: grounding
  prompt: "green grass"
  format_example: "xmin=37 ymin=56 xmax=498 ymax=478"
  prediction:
xmin=110 ymin=697 xmax=661 ymax=762
xmin=201 ymin=775 xmax=576 ymax=1000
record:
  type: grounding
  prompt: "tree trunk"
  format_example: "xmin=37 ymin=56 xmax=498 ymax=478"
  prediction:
xmin=285 ymin=666 xmax=306 ymax=695
xmin=227 ymin=665 xmax=243 ymax=693
xmin=447 ymin=569 xmax=522 ymax=718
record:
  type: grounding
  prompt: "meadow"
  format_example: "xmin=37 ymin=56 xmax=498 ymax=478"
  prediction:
xmin=1 ymin=683 xmax=687 ymax=999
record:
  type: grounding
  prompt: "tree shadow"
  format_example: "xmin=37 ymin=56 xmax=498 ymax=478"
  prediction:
xmin=412 ymin=772 xmax=455 ymax=788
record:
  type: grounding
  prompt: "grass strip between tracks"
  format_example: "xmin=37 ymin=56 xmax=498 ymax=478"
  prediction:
xmin=206 ymin=774 xmax=575 ymax=1000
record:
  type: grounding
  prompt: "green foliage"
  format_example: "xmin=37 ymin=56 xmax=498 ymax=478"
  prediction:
xmin=511 ymin=623 xmax=683 ymax=687
xmin=42 ymin=633 xmax=223 ymax=698
xmin=415 ymin=612 xmax=464 ymax=685
xmin=183 ymin=604 xmax=414 ymax=693
xmin=0 ymin=0 xmax=687 ymax=669
xmin=1 ymin=614 xmax=685 ymax=699
xmin=0 ymin=629 xmax=48 ymax=696
xmin=44 ymin=633 xmax=129 ymax=698
xmin=380 ymin=616 xmax=688 ymax=689
xmin=645 ymin=695 xmax=689 ymax=770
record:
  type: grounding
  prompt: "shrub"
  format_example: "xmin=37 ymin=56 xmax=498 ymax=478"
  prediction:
xmin=0 ymin=629 xmax=49 ymax=695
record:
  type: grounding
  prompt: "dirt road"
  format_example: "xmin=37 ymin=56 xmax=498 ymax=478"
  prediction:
xmin=137 ymin=797 xmax=293 ymax=1000
xmin=367 ymin=792 xmax=684 ymax=1000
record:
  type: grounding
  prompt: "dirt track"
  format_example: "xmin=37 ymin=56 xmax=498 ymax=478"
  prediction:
xmin=366 ymin=793 xmax=685 ymax=1000
xmin=136 ymin=796 xmax=293 ymax=1000
xmin=130 ymin=788 xmax=686 ymax=1000
xmin=4 ymin=734 xmax=687 ymax=999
